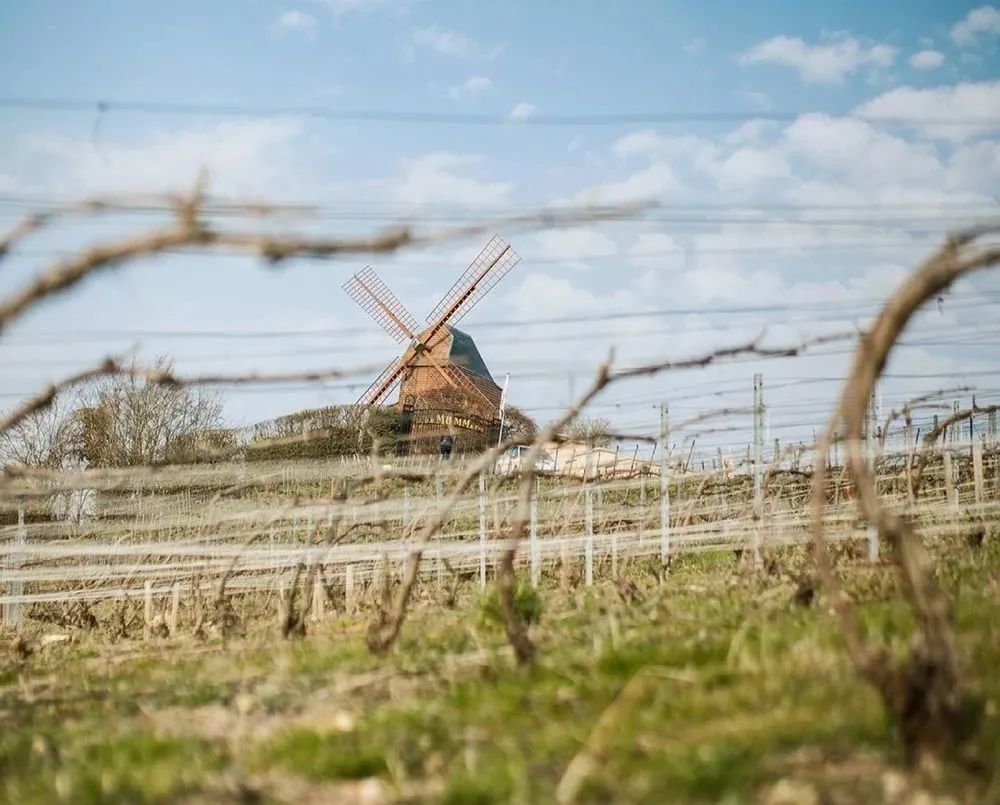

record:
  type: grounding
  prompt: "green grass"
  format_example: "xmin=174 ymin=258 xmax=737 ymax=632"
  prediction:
xmin=2 ymin=540 xmax=999 ymax=803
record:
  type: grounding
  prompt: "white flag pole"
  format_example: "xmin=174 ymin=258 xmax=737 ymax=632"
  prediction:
xmin=497 ymin=372 xmax=510 ymax=447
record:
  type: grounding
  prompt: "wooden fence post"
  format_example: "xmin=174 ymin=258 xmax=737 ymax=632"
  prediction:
xmin=659 ymin=403 xmax=671 ymax=568
xmin=2 ymin=508 xmax=26 ymax=628
xmin=312 ymin=574 xmax=325 ymax=622
xmin=943 ymin=451 xmax=958 ymax=510
xmin=169 ymin=582 xmax=180 ymax=636
xmin=585 ymin=486 xmax=594 ymax=586
xmin=143 ymin=580 xmax=153 ymax=640
xmin=972 ymin=440 xmax=984 ymax=505
xmin=478 ymin=472 xmax=487 ymax=588
xmin=530 ymin=482 xmax=539 ymax=587
xmin=345 ymin=564 xmax=357 ymax=614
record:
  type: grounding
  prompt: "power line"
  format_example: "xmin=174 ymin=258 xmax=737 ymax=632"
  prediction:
xmin=1 ymin=193 xmax=996 ymax=215
xmin=1 ymin=96 xmax=998 ymax=128
xmin=3 ymin=286 xmax=997 ymax=345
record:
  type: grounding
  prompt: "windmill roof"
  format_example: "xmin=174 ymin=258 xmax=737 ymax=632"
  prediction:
xmin=447 ymin=326 xmax=498 ymax=386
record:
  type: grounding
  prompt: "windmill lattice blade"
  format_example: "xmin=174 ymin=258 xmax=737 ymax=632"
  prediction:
xmin=413 ymin=349 xmax=495 ymax=408
xmin=440 ymin=363 xmax=497 ymax=409
xmin=425 ymin=235 xmax=520 ymax=330
xmin=343 ymin=266 xmax=419 ymax=344
xmin=355 ymin=354 xmax=406 ymax=407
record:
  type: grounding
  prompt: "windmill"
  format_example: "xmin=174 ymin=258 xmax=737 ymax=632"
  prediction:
xmin=343 ymin=234 xmax=521 ymax=423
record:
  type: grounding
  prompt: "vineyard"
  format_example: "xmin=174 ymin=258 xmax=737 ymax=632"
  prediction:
xmin=3 ymin=404 xmax=1000 ymax=801
xmin=1 ymin=22 xmax=999 ymax=795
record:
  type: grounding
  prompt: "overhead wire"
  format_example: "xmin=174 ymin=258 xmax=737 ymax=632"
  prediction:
xmin=1 ymin=95 xmax=998 ymax=127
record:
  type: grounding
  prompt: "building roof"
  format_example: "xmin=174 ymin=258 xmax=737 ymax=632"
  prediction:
xmin=447 ymin=326 xmax=498 ymax=386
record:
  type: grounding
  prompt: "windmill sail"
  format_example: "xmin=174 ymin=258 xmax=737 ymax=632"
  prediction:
xmin=343 ymin=234 xmax=520 ymax=415
xmin=355 ymin=354 xmax=408 ymax=408
xmin=424 ymin=235 xmax=521 ymax=334
xmin=343 ymin=266 xmax=419 ymax=344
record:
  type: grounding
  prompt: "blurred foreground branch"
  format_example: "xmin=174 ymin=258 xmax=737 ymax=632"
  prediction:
xmin=811 ymin=220 xmax=1000 ymax=765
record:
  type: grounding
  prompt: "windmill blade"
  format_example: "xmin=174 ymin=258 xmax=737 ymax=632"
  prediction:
xmin=440 ymin=363 xmax=498 ymax=410
xmin=424 ymin=235 xmax=521 ymax=332
xmin=343 ymin=266 xmax=419 ymax=344
xmin=415 ymin=351 xmax=497 ymax=411
xmin=355 ymin=354 xmax=407 ymax=408
xmin=413 ymin=330 xmax=495 ymax=408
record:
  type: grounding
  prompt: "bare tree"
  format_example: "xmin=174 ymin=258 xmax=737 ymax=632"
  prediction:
xmin=565 ymin=416 xmax=613 ymax=446
xmin=79 ymin=357 xmax=224 ymax=467
xmin=0 ymin=392 xmax=80 ymax=469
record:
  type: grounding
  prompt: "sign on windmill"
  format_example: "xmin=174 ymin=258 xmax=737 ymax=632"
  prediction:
xmin=343 ymin=235 xmax=521 ymax=443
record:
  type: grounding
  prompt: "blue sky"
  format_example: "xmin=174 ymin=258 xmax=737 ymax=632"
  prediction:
xmin=1 ymin=1 xmax=999 ymax=459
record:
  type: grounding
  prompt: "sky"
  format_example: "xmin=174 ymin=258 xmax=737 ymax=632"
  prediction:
xmin=1 ymin=1 xmax=999 ymax=463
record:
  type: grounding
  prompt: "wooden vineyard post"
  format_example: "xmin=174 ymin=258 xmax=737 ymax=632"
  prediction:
xmin=659 ymin=403 xmax=671 ymax=569
xmin=865 ymin=383 xmax=880 ymax=561
xmin=312 ymin=574 xmax=325 ymax=622
xmin=943 ymin=451 xmax=958 ymax=511
xmin=530 ymin=481 xmax=540 ymax=587
xmin=345 ymin=564 xmax=357 ymax=614
xmin=597 ymin=483 xmax=605 ymax=532
xmin=2 ymin=508 xmax=26 ymax=628
xmin=559 ymin=539 xmax=570 ymax=588
xmin=169 ymin=582 xmax=180 ymax=636
xmin=143 ymin=580 xmax=153 ymax=641
xmin=752 ymin=374 xmax=764 ymax=566
xmin=973 ymin=440 xmax=984 ymax=506
xmin=585 ymin=485 xmax=594 ymax=586
xmin=478 ymin=471 xmax=487 ymax=588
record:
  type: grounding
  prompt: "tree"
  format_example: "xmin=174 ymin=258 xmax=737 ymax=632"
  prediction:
xmin=80 ymin=357 xmax=224 ymax=466
xmin=500 ymin=405 xmax=538 ymax=443
xmin=564 ymin=416 xmax=613 ymax=446
xmin=0 ymin=392 xmax=81 ymax=469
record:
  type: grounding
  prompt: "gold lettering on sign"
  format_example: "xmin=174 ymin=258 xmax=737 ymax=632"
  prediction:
xmin=414 ymin=410 xmax=490 ymax=434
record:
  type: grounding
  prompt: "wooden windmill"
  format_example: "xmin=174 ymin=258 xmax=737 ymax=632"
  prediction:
xmin=343 ymin=234 xmax=521 ymax=419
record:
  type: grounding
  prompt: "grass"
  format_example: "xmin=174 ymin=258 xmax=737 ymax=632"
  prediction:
xmin=2 ymin=540 xmax=999 ymax=803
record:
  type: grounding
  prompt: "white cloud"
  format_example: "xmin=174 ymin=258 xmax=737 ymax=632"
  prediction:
xmin=783 ymin=113 xmax=943 ymax=185
xmin=612 ymin=130 xmax=715 ymax=164
xmin=508 ymin=102 xmax=537 ymax=122
xmin=388 ymin=152 xmax=512 ymax=206
xmin=855 ymin=80 xmax=1000 ymax=140
xmin=569 ymin=162 xmax=679 ymax=206
xmin=447 ymin=75 xmax=493 ymax=100
xmin=909 ymin=49 xmax=944 ymax=70
xmin=741 ymin=34 xmax=896 ymax=84
xmin=951 ymin=5 xmax=1000 ymax=46
xmin=24 ymin=119 xmax=306 ymax=196
xmin=276 ymin=9 xmax=318 ymax=31
xmin=410 ymin=25 xmax=500 ymax=58
xmin=310 ymin=0 xmax=404 ymax=15
xmin=532 ymin=228 xmax=618 ymax=268
xmin=725 ymin=119 xmax=777 ymax=145
xmin=629 ymin=233 xmax=686 ymax=280
xmin=507 ymin=273 xmax=636 ymax=320
xmin=707 ymin=146 xmax=791 ymax=189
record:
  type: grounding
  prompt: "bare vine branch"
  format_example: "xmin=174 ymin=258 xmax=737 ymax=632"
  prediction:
xmin=0 ymin=183 xmax=650 ymax=333
xmin=811 ymin=220 xmax=1000 ymax=763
